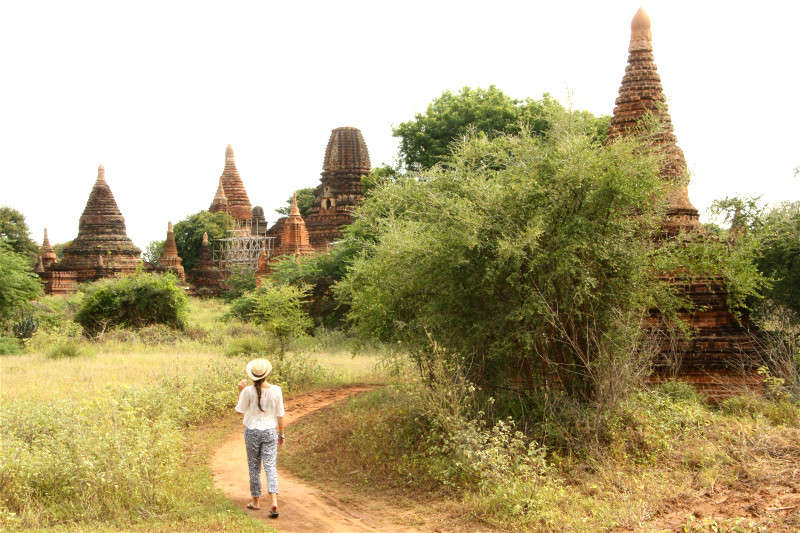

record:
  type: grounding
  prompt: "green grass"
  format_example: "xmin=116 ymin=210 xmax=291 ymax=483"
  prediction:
xmin=281 ymin=382 xmax=800 ymax=532
xmin=0 ymin=296 xmax=391 ymax=531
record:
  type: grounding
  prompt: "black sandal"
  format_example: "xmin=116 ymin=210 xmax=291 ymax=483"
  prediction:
xmin=269 ymin=505 xmax=279 ymax=518
xmin=246 ymin=503 xmax=260 ymax=510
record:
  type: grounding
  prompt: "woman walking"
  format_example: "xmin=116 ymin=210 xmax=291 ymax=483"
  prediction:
xmin=235 ymin=358 xmax=285 ymax=518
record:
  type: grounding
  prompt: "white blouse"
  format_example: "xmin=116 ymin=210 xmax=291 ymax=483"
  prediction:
xmin=235 ymin=384 xmax=285 ymax=430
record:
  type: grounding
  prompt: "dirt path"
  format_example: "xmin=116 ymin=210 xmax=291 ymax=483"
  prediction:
xmin=211 ymin=386 xmax=422 ymax=533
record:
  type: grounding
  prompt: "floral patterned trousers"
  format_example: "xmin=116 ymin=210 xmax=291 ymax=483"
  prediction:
xmin=244 ymin=427 xmax=279 ymax=497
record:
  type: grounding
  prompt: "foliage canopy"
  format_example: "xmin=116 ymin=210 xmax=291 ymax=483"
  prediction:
xmin=337 ymin=122 xmax=764 ymax=401
xmin=173 ymin=211 xmax=233 ymax=273
xmin=392 ymin=86 xmax=610 ymax=171
xmin=75 ymin=272 xmax=187 ymax=336
xmin=0 ymin=207 xmax=38 ymax=260
xmin=0 ymin=241 xmax=42 ymax=325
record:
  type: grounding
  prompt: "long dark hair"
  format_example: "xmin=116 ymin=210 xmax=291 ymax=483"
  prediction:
xmin=253 ymin=377 xmax=266 ymax=412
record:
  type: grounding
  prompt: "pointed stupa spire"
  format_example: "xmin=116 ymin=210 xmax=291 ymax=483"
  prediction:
xmin=202 ymin=231 xmax=209 ymax=246
xmin=97 ymin=164 xmax=105 ymax=181
xmin=159 ymin=221 xmax=185 ymax=280
xmin=630 ymin=7 xmax=652 ymax=51
xmin=34 ymin=255 xmax=45 ymax=274
xmin=42 ymin=228 xmax=53 ymax=253
xmin=39 ymin=227 xmax=57 ymax=269
xmin=214 ymin=145 xmax=252 ymax=221
xmin=290 ymin=192 xmax=300 ymax=216
xmin=162 ymin=221 xmax=179 ymax=257
xmin=209 ymin=176 xmax=229 ymax=213
xmin=607 ymin=8 xmax=699 ymax=234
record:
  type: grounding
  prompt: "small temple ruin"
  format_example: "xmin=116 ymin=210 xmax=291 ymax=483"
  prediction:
xmin=35 ymin=228 xmax=76 ymax=296
xmin=151 ymin=222 xmax=185 ymax=281
xmin=187 ymin=232 xmax=227 ymax=294
xmin=608 ymin=9 xmax=761 ymax=397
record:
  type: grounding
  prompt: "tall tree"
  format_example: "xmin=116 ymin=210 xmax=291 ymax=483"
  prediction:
xmin=173 ymin=211 xmax=234 ymax=273
xmin=0 ymin=207 xmax=38 ymax=260
xmin=392 ymin=86 xmax=609 ymax=171
xmin=0 ymin=241 xmax=42 ymax=324
xmin=337 ymin=124 xmax=764 ymax=402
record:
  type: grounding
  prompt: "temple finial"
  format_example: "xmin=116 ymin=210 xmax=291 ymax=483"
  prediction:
xmin=290 ymin=191 xmax=300 ymax=216
xmin=630 ymin=7 xmax=652 ymax=51
xmin=43 ymin=228 xmax=50 ymax=246
xmin=168 ymin=221 xmax=173 ymax=232
xmin=202 ymin=232 xmax=209 ymax=246
xmin=97 ymin=164 xmax=105 ymax=181
xmin=225 ymin=144 xmax=235 ymax=166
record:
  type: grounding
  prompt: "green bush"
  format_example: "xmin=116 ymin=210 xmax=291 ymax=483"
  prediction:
xmin=221 ymin=269 xmax=257 ymax=302
xmin=224 ymin=335 xmax=275 ymax=357
xmin=46 ymin=339 xmax=87 ymax=359
xmin=0 ymin=336 xmax=23 ymax=355
xmin=228 ymin=281 xmax=313 ymax=356
xmin=75 ymin=272 xmax=187 ymax=336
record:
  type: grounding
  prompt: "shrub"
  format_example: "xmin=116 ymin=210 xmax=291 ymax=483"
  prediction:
xmin=75 ymin=272 xmax=187 ymax=336
xmin=0 ymin=336 xmax=23 ymax=355
xmin=46 ymin=339 xmax=87 ymax=359
xmin=224 ymin=335 xmax=275 ymax=357
xmin=11 ymin=310 xmax=37 ymax=340
xmin=0 ymin=240 xmax=42 ymax=325
xmin=221 ymin=268 xmax=257 ymax=302
xmin=228 ymin=281 xmax=313 ymax=357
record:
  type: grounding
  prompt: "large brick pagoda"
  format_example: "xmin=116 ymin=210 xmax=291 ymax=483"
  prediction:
xmin=303 ymin=127 xmax=371 ymax=250
xmin=57 ymin=165 xmax=141 ymax=282
xmin=157 ymin=221 xmax=185 ymax=281
xmin=609 ymin=9 xmax=760 ymax=397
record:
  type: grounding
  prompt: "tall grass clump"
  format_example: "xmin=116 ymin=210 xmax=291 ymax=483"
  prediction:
xmin=75 ymin=271 xmax=187 ymax=336
xmin=0 ymin=350 xmax=336 ymax=530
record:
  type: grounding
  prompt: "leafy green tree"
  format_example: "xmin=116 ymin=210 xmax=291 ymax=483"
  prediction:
xmin=75 ymin=272 xmax=187 ymax=336
xmin=53 ymin=241 xmax=70 ymax=261
xmin=275 ymin=188 xmax=315 ymax=217
xmin=336 ymin=123 xmax=764 ymax=402
xmin=173 ymin=211 xmax=234 ymax=273
xmin=143 ymin=240 xmax=165 ymax=266
xmin=271 ymin=239 xmax=362 ymax=328
xmin=228 ymin=281 xmax=313 ymax=357
xmin=392 ymin=86 xmax=609 ymax=171
xmin=713 ymin=197 xmax=800 ymax=318
xmin=0 ymin=207 xmax=38 ymax=260
xmin=0 ymin=241 xmax=42 ymax=325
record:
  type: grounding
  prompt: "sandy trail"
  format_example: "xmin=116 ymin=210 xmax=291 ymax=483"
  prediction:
xmin=211 ymin=386 xmax=422 ymax=533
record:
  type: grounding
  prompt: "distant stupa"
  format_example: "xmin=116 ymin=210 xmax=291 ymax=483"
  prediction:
xmin=59 ymin=165 xmax=141 ymax=281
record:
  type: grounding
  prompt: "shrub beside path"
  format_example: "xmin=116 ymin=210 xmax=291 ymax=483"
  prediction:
xmin=211 ymin=386 xmax=422 ymax=533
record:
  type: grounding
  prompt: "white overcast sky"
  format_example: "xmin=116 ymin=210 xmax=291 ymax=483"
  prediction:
xmin=2 ymin=0 xmax=798 ymax=251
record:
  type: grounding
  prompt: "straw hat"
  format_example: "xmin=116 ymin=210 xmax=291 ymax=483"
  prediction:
xmin=245 ymin=358 xmax=272 ymax=381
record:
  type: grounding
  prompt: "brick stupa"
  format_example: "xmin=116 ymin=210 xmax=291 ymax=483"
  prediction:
xmin=304 ymin=127 xmax=371 ymax=250
xmin=210 ymin=145 xmax=252 ymax=224
xmin=187 ymin=232 xmax=226 ymax=295
xmin=274 ymin=193 xmax=315 ymax=258
xmin=158 ymin=221 xmax=185 ymax=281
xmin=36 ymin=228 xmax=77 ymax=295
xmin=58 ymin=165 xmax=141 ymax=281
xmin=609 ymin=9 xmax=760 ymax=398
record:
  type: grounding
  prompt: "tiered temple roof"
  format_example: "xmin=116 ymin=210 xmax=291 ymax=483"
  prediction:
xmin=304 ymin=127 xmax=371 ymax=250
xmin=609 ymin=9 xmax=760 ymax=398
xmin=58 ymin=165 xmax=141 ymax=281
xmin=210 ymin=145 xmax=253 ymax=223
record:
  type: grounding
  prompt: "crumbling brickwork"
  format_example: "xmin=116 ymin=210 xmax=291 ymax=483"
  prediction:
xmin=609 ymin=9 xmax=762 ymax=398
xmin=58 ymin=165 xmax=142 ymax=282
